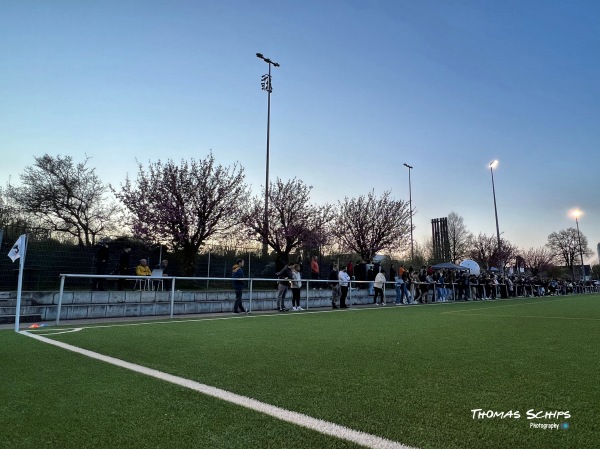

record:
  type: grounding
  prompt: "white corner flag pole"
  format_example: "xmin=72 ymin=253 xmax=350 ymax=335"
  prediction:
xmin=9 ymin=234 xmax=28 ymax=332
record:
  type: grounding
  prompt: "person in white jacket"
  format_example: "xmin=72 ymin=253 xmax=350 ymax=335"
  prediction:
xmin=338 ymin=266 xmax=351 ymax=308
xmin=373 ymin=268 xmax=387 ymax=305
xmin=291 ymin=264 xmax=304 ymax=311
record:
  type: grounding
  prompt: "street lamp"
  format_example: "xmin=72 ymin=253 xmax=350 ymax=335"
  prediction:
xmin=256 ymin=52 xmax=280 ymax=258
xmin=489 ymin=160 xmax=502 ymax=272
xmin=572 ymin=209 xmax=586 ymax=283
xmin=403 ymin=163 xmax=414 ymax=262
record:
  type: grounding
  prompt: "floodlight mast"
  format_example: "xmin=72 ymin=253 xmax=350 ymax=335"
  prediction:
xmin=256 ymin=53 xmax=280 ymax=258
xmin=573 ymin=209 xmax=586 ymax=283
xmin=403 ymin=163 xmax=414 ymax=262
xmin=489 ymin=160 xmax=502 ymax=275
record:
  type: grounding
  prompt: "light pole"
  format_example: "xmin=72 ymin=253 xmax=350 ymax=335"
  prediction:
xmin=403 ymin=163 xmax=414 ymax=262
xmin=573 ymin=209 xmax=586 ymax=283
xmin=489 ymin=160 xmax=502 ymax=273
xmin=256 ymin=52 xmax=280 ymax=258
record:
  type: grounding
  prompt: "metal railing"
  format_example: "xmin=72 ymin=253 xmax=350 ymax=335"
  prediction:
xmin=49 ymin=274 xmax=600 ymax=325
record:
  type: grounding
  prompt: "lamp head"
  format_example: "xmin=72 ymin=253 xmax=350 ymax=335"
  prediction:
xmin=403 ymin=163 xmax=413 ymax=169
xmin=572 ymin=209 xmax=583 ymax=219
xmin=256 ymin=53 xmax=264 ymax=59
xmin=489 ymin=160 xmax=499 ymax=169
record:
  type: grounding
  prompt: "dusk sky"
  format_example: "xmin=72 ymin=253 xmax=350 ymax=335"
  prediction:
xmin=2 ymin=1 xmax=599 ymax=262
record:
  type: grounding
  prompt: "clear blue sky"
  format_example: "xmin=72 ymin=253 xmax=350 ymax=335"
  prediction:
xmin=1 ymin=0 xmax=599 ymax=261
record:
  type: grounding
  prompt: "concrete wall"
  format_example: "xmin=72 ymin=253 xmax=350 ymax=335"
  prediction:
xmin=0 ymin=288 xmax=390 ymax=323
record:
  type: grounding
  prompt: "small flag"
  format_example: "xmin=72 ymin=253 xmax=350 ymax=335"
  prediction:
xmin=8 ymin=234 xmax=26 ymax=262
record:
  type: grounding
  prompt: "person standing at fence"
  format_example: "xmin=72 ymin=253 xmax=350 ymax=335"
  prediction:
xmin=395 ymin=272 xmax=410 ymax=305
xmin=373 ymin=267 xmax=386 ymax=305
xmin=232 ymin=258 xmax=248 ymax=314
xmin=329 ymin=264 xmax=340 ymax=308
xmin=117 ymin=246 xmax=132 ymax=291
xmin=310 ymin=256 xmax=320 ymax=289
xmin=367 ymin=265 xmax=375 ymax=295
xmin=417 ymin=267 xmax=428 ymax=303
xmin=291 ymin=264 xmax=303 ymax=311
xmin=276 ymin=262 xmax=294 ymax=312
xmin=338 ymin=266 xmax=351 ymax=308
xmin=93 ymin=239 xmax=109 ymax=291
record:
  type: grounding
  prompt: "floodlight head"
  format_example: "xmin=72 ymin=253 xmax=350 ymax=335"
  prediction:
xmin=572 ymin=209 xmax=583 ymax=219
xmin=273 ymin=62 xmax=280 ymax=67
xmin=490 ymin=160 xmax=499 ymax=169
xmin=403 ymin=163 xmax=413 ymax=169
xmin=256 ymin=53 xmax=264 ymax=59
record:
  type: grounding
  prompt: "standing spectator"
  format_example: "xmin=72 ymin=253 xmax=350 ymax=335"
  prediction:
xmin=402 ymin=270 xmax=414 ymax=304
xmin=389 ymin=264 xmax=396 ymax=283
xmin=436 ymin=271 xmax=446 ymax=302
xmin=367 ymin=265 xmax=375 ymax=295
xmin=232 ymin=258 xmax=247 ymax=314
xmin=354 ymin=259 xmax=366 ymax=289
xmin=373 ymin=268 xmax=386 ymax=305
xmin=396 ymin=270 xmax=412 ymax=305
xmin=425 ymin=271 xmax=435 ymax=302
xmin=296 ymin=256 xmax=304 ymax=277
xmin=329 ymin=264 xmax=340 ymax=309
xmin=346 ymin=260 xmax=354 ymax=289
xmin=346 ymin=260 xmax=354 ymax=278
xmin=419 ymin=267 xmax=429 ymax=303
xmin=276 ymin=262 xmax=294 ymax=312
xmin=93 ymin=239 xmax=109 ymax=291
xmin=394 ymin=272 xmax=406 ymax=305
xmin=338 ymin=266 xmax=351 ymax=308
xmin=291 ymin=264 xmax=303 ymax=311
xmin=310 ymin=256 xmax=320 ymax=289
xmin=407 ymin=266 xmax=415 ymax=301
xmin=398 ymin=264 xmax=406 ymax=279
xmin=117 ymin=246 xmax=132 ymax=291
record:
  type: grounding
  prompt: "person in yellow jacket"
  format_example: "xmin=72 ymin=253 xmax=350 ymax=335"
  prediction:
xmin=135 ymin=259 xmax=152 ymax=276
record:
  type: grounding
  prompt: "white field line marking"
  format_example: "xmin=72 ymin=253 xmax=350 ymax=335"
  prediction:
xmin=21 ymin=331 xmax=418 ymax=449
xmin=28 ymin=293 xmax=586 ymax=334
xmin=443 ymin=312 xmax=600 ymax=321
xmin=441 ymin=295 xmax=585 ymax=314
xmin=36 ymin=328 xmax=83 ymax=336
xmin=25 ymin=303 xmax=414 ymax=333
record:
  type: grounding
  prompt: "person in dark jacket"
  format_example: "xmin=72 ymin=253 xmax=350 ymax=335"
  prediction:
xmin=93 ymin=240 xmax=109 ymax=291
xmin=117 ymin=246 xmax=131 ymax=291
xmin=276 ymin=262 xmax=294 ymax=312
xmin=232 ymin=259 xmax=248 ymax=314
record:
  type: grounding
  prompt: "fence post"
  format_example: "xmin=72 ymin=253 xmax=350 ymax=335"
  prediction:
xmin=56 ymin=275 xmax=66 ymax=326
xmin=249 ymin=278 xmax=253 ymax=313
xmin=206 ymin=250 xmax=211 ymax=289
xmin=169 ymin=278 xmax=176 ymax=319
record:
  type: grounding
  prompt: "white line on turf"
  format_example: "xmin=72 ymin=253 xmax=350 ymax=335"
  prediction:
xmin=441 ymin=295 xmax=584 ymax=314
xmin=26 ymin=304 xmax=399 ymax=332
xmin=443 ymin=312 xmax=600 ymax=321
xmin=35 ymin=328 xmax=83 ymax=336
xmin=21 ymin=331 xmax=418 ymax=449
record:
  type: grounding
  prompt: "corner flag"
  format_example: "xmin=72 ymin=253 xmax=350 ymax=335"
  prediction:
xmin=8 ymin=234 xmax=26 ymax=262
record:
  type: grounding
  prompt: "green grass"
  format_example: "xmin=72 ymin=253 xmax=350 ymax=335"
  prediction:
xmin=2 ymin=295 xmax=599 ymax=449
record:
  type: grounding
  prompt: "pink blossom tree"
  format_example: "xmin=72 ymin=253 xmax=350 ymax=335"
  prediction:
xmin=115 ymin=154 xmax=248 ymax=274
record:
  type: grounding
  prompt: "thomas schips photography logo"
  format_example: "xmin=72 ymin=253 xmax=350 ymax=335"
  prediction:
xmin=470 ymin=409 xmax=571 ymax=430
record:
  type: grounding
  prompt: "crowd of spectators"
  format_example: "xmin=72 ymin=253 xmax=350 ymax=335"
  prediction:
xmin=310 ymin=258 xmax=599 ymax=304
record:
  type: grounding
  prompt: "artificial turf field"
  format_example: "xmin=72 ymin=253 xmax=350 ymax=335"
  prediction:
xmin=1 ymin=294 xmax=599 ymax=449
